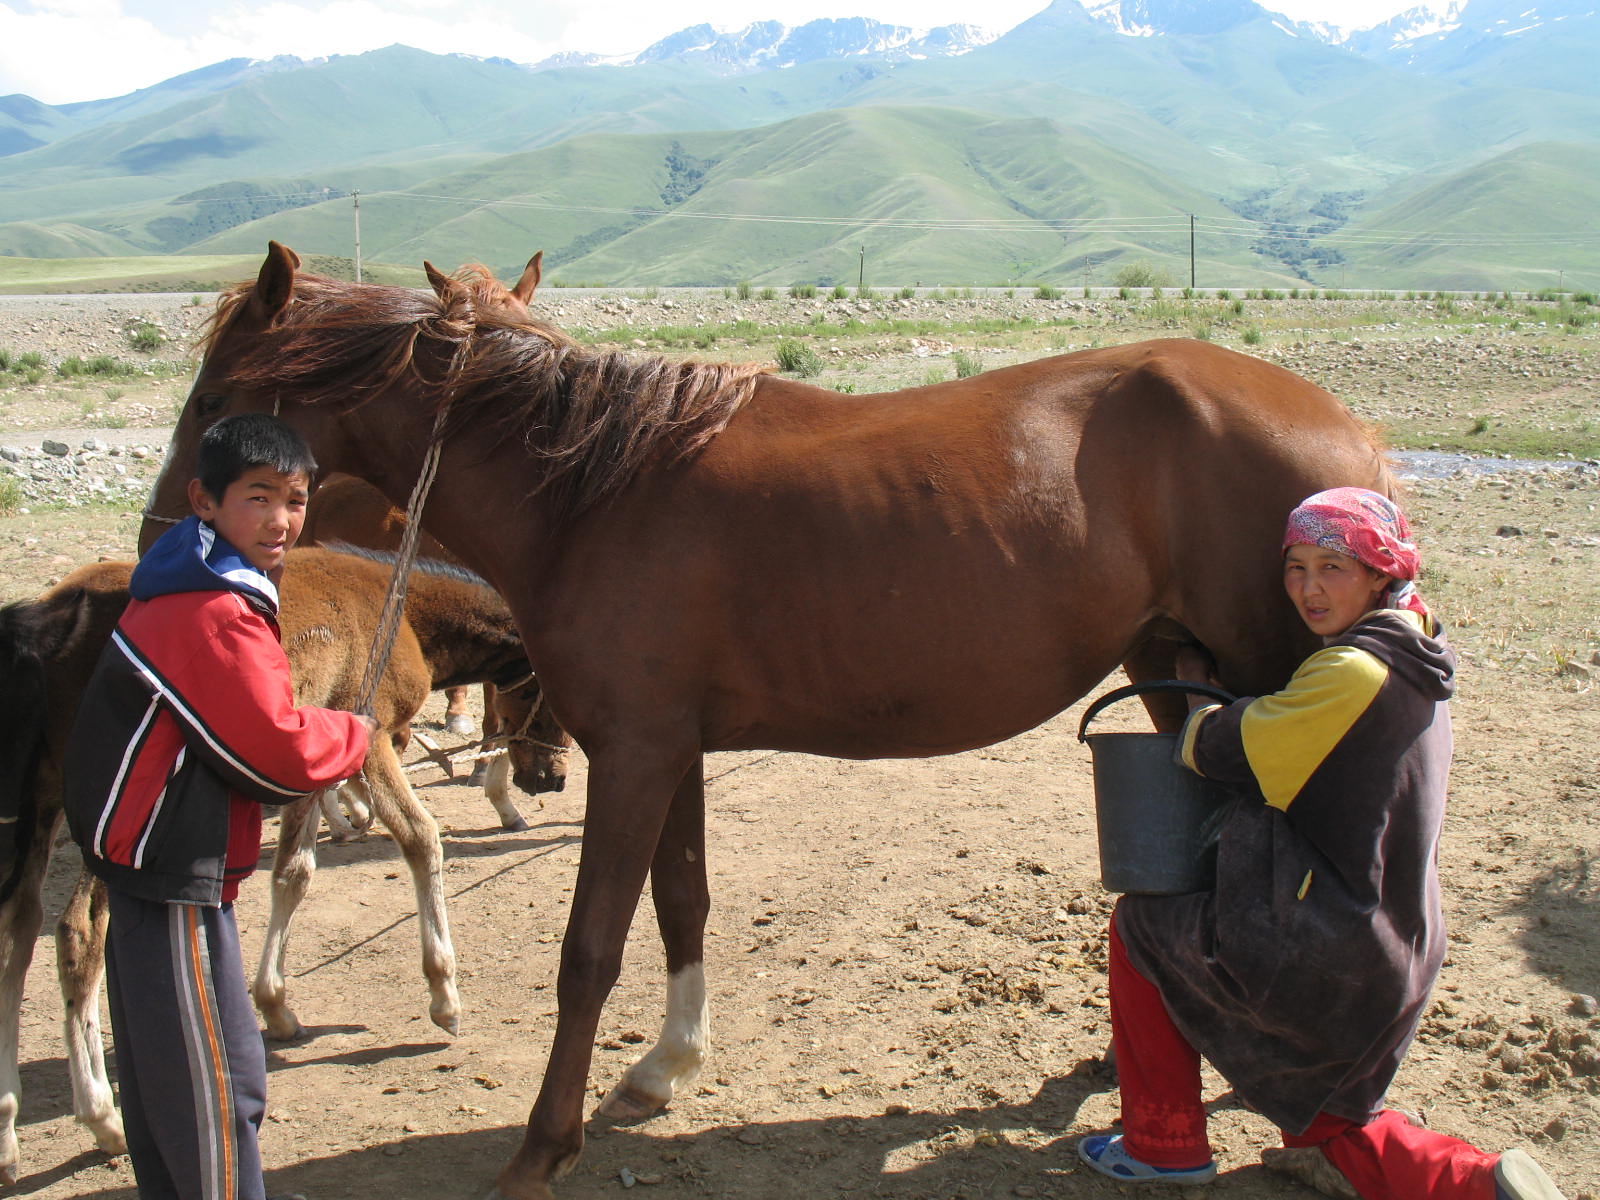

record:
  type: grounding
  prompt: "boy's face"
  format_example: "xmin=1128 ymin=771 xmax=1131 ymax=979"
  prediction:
xmin=188 ymin=466 xmax=311 ymax=576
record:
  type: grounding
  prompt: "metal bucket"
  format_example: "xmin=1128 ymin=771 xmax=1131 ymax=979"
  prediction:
xmin=1078 ymin=680 xmax=1237 ymax=895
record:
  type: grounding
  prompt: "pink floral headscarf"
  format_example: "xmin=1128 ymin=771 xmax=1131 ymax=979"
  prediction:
xmin=1283 ymin=487 xmax=1429 ymax=618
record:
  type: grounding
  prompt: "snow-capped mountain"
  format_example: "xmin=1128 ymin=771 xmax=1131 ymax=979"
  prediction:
xmin=1081 ymin=0 xmax=1268 ymax=36
xmin=535 ymin=17 xmax=996 ymax=74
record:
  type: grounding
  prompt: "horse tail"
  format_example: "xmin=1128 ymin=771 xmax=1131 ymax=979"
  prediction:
xmin=0 ymin=585 xmax=98 ymax=905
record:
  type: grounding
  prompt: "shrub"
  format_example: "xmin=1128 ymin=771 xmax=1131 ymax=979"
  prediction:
xmin=856 ymin=286 xmax=877 ymax=300
xmin=775 ymin=340 xmax=823 ymax=377
xmin=952 ymin=351 xmax=982 ymax=379
xmin=922 ymin=368 xmax=947 ymax=386
xmin=1216 ymin=289 xmax=1233 ymax=301
xmin=1113 ymin=260 xmax=1173 ymax=290
xmin=758 ymin=286 xmax=777 ymax=301
xmin=1469 ymin=416 xmax=1491 ymax=435
xmin=736 ymin=280 xmax=753 ymax=300
xmin=127 ymin=322 xmax=162 ymax=351
xmin=1192 ymin=325 xmax=1212 ymax=341
xmin=790 ymin=283 xmax=818 ymax=299
xmin=898 ymin=286 xmax=915 ymax=300
xmin=0 ymin=349 xmax=11 ymax=372
xmin=1035 ymin=284 xmax=1061 ymax=300
xmin=0 ymin=475 xmax=23 ymax=515
xmin=832 ymin=284 xmax=849 ymax=300
xmin=1241 ymin=327 xmax=1264 ymax=346
xmin=1231 ymin=298 xmax=1245 ymax=315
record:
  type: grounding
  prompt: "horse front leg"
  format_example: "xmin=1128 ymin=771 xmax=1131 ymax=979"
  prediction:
xmin=252 ymin=794 xmax=323 ymax=1040
xmin=481 ymin=753 xmax=531 ymax=829
xmin=55 ymin=867 xmax=124 ymax=1158
xmin=599 ymin=755 xmax=708 ymax=1120
xmin=0 ymin=809 xmax=66 ymax=1181
xmin=361 ymin=743 xmax=460 ymax=1035
xmin=491 ymin=746 xmax=692 ymax=1200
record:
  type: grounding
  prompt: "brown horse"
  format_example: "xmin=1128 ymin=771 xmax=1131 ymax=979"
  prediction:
xmin=141 ymin=243 xmax=1393 ymax=1200
xmin=0 ymin=545 xmax=570 ymax=1182
xmin=302 ymin=472 xmax=485 ymax=739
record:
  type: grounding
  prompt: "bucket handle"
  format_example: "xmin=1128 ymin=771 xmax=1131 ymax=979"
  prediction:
xmin=1077 ymin=680 xmax=1237 ymax=743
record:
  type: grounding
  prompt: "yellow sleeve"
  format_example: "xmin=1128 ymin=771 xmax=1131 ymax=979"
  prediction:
xmin=1239 ymin=646 xmax=1389 ymax=811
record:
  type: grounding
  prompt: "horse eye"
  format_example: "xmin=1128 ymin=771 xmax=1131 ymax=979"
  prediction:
xmin=196 ymin=392 xmax=227 ymax=416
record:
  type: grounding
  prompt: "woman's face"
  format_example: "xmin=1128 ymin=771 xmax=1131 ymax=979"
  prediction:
xmin=1283 ymin=543 xmax=1392 ymax=638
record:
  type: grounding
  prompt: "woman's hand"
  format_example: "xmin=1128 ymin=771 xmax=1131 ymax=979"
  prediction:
xmin=1175 ymin=645 xmax=1221 ymax=710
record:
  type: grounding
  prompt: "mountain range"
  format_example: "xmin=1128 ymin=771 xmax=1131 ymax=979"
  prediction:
xmin=1 ymin=0 xmax=1597 ymax=289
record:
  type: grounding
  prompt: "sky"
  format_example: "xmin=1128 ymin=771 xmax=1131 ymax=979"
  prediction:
xmin=0 ymin=0 xmax=1433 ymax=105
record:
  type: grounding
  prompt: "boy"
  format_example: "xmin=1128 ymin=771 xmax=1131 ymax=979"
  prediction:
xmin=65 ymin=413 xmax=375 ymax=1200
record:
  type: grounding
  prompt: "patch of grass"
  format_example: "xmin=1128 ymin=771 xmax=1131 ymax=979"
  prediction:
xmin=922 ymin=368 xmax=947 ymax=386
xmin=832 ymin=284 xmax=849 ymax=300
xmin=1035 ymin=284 xmax=1061 ymax=300
xmin=789 ymin=283 xmax=818 ymax=299
xmin=952 ymin=350 xmax=982 ymax=378
xmin=775 ymin=340 xmax=823 ymax=377
xmin=0 ymin=475 xmax=22 ymax=514
xmin=1241 ymin=327 xmax=1264 ymax=346
xmin=127 ymin=322 xmax=162 ymax=351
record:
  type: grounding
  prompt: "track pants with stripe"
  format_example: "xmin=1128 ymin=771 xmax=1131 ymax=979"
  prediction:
xmin=104 ymin=889 xmax=269 ymax=1200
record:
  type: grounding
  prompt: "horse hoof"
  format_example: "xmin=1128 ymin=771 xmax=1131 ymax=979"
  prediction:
xmin=501 ymin=816 xmax=530 ymax=833
xmin=0 ymin=1162 xmax=18 ymax=1186
xmin=263 ymin=1012 xmax=307 ymax=1042
xmin=596 ymin=1081 xmax=668 ymax=1123
xmin=87 ymin=1115 xmax=128 ymax=1156
xmin=446 ymin=714 xmax=477 ymax=737
xmin=431 ymin=1005 xmax=461 ymax=1037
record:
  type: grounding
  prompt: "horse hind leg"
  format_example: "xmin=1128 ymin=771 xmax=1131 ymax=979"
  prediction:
xmin=444 ymin=684 xmax=475 ymax=738
xmin=252 ymin=795 xmax=323 ymax=1041
xmin=599 ymin=756 xmax=709 ymax=1122
xmin=362 ymin=743 xmax=460 ymax=1035
xmin=56 ymin=867 xmax=125 ymax=1159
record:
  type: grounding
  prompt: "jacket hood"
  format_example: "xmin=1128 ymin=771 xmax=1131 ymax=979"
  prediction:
xmin=1342 ymin=609 xmax=1454 ymax=703
xmin=130 ymin=516 xmax=278 ymax=613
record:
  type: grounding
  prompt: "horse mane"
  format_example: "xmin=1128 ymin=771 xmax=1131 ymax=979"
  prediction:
xmin=202 ymin=266 xmax=771 ymax=522
xmin=315 ymin=541 xmax=492 ymax=589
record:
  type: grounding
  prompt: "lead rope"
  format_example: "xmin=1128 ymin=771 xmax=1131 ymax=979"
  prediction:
xmin=353 ymin=399 xmax=453 ymax=719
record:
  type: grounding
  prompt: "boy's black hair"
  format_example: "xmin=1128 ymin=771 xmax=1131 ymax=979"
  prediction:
xmin=195 ymin=413 xmax=317 ymax=501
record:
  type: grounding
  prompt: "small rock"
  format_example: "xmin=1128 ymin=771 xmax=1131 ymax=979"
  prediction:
xmin=0 ymin=446 xmax=21 ymax=462
xmin=1495 ymin=525 xmax=1523 ymax=537
xmin=1559 ymin=661 xmax=1592 ymax=680
xmin=41 ymin=439 xmax=70 ymax=457
xmin=1571 ymin=994 xmax=1599 ymax=1017
xmin=82 ymin=437 xmax=104 ymax=451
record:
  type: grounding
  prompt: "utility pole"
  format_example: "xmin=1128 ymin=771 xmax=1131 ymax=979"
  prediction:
xmin=1189 ymin=214 xmax=1196 ymax=290
xmin=858 ymin=244 xmax=865 ymax=292
xmin=353 ymin=190 xmax=363 ymax=283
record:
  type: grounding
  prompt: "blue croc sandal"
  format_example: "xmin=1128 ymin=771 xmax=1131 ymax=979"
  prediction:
xmin=1078 ymin=1133 xmax=1218 ymax=1185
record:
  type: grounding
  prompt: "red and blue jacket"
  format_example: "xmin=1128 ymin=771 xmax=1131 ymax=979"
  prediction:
xmin=64 ymin=517 xmax=370 ymax=906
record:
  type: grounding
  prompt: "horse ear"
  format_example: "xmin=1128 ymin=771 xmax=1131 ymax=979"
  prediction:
xmin=424 ymin=261 xmax=453 ymax=299
xmin=511 ymin=251 xmax=544 ymax=305
xmin=255 ymin=241 xmax=300 ymax=319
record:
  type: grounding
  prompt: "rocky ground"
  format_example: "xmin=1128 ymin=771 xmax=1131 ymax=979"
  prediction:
xmin=0 ymin=287 xmax=1596 ymax=1200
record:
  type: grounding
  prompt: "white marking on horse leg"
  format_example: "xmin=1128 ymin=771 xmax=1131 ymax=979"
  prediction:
xmin=365 ymin=745 xmax=460 ymax=1035
xmin=481 ymin=756 xmax=529 ymax=829
xmin=252 ymin=798 xmax=321 ymax=1041
xmin=598 ymin=964 xmax=708 ymax=1121
xmin=58 ymin=879 xmax=123 ymax=1156
xmin=0 ymin=887 xmax=43 ymax=1182
xmin=325 ymin=780 xmax=371 ymax=841
xmin=48 ymin=868 xmax=124 ymax=1164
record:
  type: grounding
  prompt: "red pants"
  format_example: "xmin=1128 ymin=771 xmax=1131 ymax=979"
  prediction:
xmin=1107 ymin=918 xmax=1498 ymax=1200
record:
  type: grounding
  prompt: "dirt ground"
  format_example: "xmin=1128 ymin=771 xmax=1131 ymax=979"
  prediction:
xmin=0 ymin=290 xmax=1597 ymax=1200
